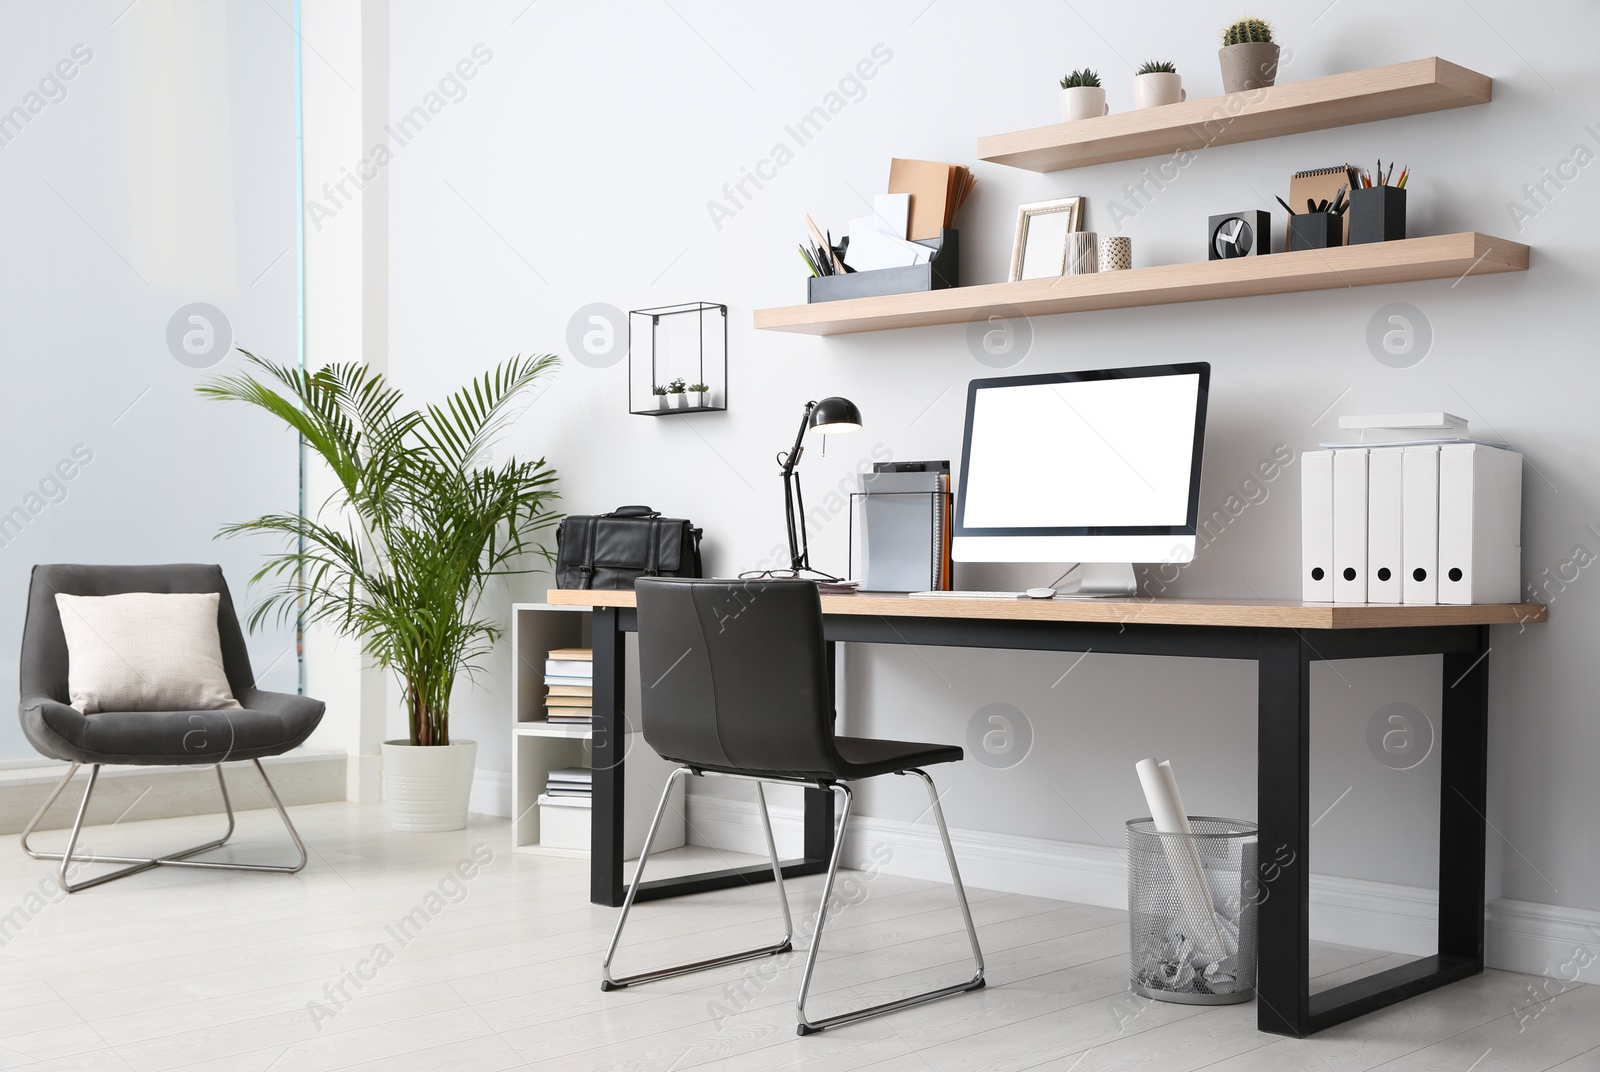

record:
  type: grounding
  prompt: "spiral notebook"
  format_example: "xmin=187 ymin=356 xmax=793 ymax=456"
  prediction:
xmin=1288 ymin=164 xmax=1358 ymax=242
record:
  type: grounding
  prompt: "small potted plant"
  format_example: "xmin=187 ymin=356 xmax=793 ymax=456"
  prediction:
xmin=686 ymin=382 xmax=710 ymax=408
xmin=1059 ymin=69 xmax=1106 ymax=122
xmin=667 ymin=377 xmax=687 ymax=410
xmin=651 ymin=385 xmax=669 ymax=411
xmin=1133 ymin=60 xmax=1185 ymax=109
xmin=1219 ymin=17 xmax=1279 ymax=93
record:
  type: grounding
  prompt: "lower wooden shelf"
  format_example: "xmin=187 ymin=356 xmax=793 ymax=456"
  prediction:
xmin=752 ymin=232 xmax=1528 ymax=336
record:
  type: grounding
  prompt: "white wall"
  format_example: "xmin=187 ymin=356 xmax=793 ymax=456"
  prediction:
xmin=353 ymin=0 xmax=1600 ymax=924
xmin=0 ymin=0 xmax=299 ymax=759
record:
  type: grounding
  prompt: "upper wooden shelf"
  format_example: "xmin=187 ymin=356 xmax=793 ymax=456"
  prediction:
xmin=546 ymin=589 xmax=1546 ymax=631
xmin=752 ymin=232 xmax=1528 ymax=336
xmin=977 ymin=58 xmax=1492 ymax=173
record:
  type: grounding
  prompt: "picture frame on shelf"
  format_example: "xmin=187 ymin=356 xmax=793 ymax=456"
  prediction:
xmin=1009 ymin=197 xmax=1085 ymax=282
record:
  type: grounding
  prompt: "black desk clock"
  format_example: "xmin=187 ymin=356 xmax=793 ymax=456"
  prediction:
xmin=1208 ymin=211 xmax=1272 ymax=260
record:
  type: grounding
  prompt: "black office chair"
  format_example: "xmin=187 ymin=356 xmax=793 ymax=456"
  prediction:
xmin=17 ymin=564 xmax=325 ymax=892
xmin=601 ymin=577 xmax=985 ymax=1035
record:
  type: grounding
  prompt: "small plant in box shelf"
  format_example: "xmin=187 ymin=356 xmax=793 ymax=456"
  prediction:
xmin=1059 ymin=68 xmax=1107 ymax=123
xmin=1134 ymin=60 xmax=1185 ymax=109
xmin=1219 ymin=17 xmax=1279 ymax=93
xmin=667 ymin=377 xmax=687 ymax=410
xmin=652 ymin=385 xmax=668 ymax=411
xmin=686 ymin=383 xmax=710 ymax=408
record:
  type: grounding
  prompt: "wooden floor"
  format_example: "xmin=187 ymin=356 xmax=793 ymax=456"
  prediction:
xmin=0 ymin=800 xmax=1594 ymax=1071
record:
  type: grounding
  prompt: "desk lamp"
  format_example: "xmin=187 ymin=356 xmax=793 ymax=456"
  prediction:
xmin=776 ymin=396 xmax=861 ymax=579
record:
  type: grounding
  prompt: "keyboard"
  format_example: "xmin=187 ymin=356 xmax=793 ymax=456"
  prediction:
xmin=909 ymin=590 xmax=1034 ymax=600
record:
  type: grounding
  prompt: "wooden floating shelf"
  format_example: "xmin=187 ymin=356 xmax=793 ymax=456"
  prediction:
xmin=977 ymin=58 xmax=1492 ymax=173
xmin=752 ymin=233 xmax=1528 ymax=336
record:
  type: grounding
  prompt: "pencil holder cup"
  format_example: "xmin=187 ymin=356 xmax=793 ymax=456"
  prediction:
xmin=1099 ymin=235 xmax=1133 ymax=271
xmin=1065 ymin=231 xmax=1098 ymax=275
xmin=1349 ymin=186 xmax=1406 ymax=244
xmin=1127 ymin=816 xmax=1258 ymax=1005
xmin=1289 ymin=212 xmax=1343 ymax=252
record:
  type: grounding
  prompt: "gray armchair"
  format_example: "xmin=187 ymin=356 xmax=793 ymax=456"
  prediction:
xmin=18 ymin=563 xmax=325 ymax=892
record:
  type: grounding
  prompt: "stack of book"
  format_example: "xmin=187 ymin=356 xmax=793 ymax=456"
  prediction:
xmin=544 ymin=647 xmax=592 ymax=724
xmin=536 ymin=767 xmax=592 ymax=809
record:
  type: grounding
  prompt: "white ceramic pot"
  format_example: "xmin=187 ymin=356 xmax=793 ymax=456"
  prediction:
xmin=1059 ymin=85 xmax=1108 ymax=122
xmin=1064 ymin=231 xmax=1099 ymax=275
xmin=1218 ymin=42 xmax=1280 ymax=93
xmin=654 ymin=394 xmax=669 ymax=411
xmin=670 ymin=393 xmax=685 ymax=409
xmin=688 ymin=390 xmax=709 ymax=409
xmin=1133 ymin=72 xmax=1185 ymax=109
xmin=382 ymin=739 xmax=477 ymax=832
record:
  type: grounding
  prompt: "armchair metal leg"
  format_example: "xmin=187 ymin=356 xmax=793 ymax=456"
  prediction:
xmin=795 ymin=771 xmax=986 ymax=1036
xmin=19 ymin=758 xmax=310 ymax=893
xmin=602 ymin=770 xmax=794 ymax=990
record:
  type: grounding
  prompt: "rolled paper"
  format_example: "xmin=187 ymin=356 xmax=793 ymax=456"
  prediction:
xmin=1135 ymin=757 xmax=1228 ymax=961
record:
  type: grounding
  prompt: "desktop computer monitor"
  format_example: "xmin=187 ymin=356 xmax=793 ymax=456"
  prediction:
xmin=952 ymin=363 xmax=1210 ymax=595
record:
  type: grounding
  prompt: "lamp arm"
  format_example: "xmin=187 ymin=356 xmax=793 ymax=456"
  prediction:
xmin=780 ymin=401 xmax=818 ymax=572
xmin=778 ymin=401 xmax=817 ymax=477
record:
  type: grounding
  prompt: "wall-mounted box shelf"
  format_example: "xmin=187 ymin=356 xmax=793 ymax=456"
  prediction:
xmin=977 ymin=58 xmax=1491 ymax=173
xmin=752 ymin=233 xmax=1528 ymax=336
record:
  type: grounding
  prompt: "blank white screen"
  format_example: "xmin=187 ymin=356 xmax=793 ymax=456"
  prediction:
xmin=961 ymin=374 xmax=1200 ymax=529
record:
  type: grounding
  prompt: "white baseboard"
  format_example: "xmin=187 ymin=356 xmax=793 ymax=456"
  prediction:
xmin=686 ymin=795 xmax=1600 ymax=982
xmin=470 ymin=768 xmax=512 ymax=818
xmin=0 ymin=750 xmax=347 ymax=835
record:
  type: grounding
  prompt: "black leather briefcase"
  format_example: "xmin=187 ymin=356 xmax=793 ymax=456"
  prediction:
xmin=554 ymin=506 xmax=704 ymax=590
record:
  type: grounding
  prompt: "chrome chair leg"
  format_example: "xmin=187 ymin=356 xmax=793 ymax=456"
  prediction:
xmin=795 ymin=772 xmax=986 ymax=1036
xmin=19 ymin=759 xmax=311 ymax=893
xmin=602 ymin=769 xmax=794 ymax=990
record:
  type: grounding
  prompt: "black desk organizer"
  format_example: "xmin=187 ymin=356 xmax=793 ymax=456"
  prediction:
xmin=807 ymin=228 xmax=958 ymax=304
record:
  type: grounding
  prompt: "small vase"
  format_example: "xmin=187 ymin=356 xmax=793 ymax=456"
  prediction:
xmin=687 ymin=390 xmax=709 ymax=409
xmin=1059 ymin=85 xmax=1108 ymax=122
xmin=654 ymin=395 xmax=669 ymax=411
xmin=1218 ymin=42 xmax=1280 ymax=93
xmin=669 ymin=393 xmax=684 ymax=410
xmin=1133 ymin=72 xmax=1185 ymax=109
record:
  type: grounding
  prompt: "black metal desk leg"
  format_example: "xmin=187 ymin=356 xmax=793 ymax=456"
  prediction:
xmin=591 ymin=607 xmax=627 ymax=907
xmin=1257 ymin=630 xmax=1312 ymax=1037
xmin=806 ymin=641 xmax=839 ymax=865
xmin=1439 ymin=627 xmax=1490 ymax=965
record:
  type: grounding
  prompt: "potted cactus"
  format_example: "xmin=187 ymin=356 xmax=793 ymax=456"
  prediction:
xmin=1133 ymin=60 xmax=1185 ymax=109
xmin=1059 ymin=68 xmax=1107 ymax=122
xmin=652 ymin=385 xmax=669 ymax=412
xmin=686 ymin=382 xmax=710 ymax=408
xmin=667 ymin=377 xmax=687 ymax=410
xmin=1219 ymin=18 xmax=1279 ymax=93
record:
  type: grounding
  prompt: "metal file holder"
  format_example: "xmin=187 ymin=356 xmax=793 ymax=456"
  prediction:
xmin=807 ymin=229 xmax=959 ymax=304
xmin=846 ymin=489 xmax=952 ymax=592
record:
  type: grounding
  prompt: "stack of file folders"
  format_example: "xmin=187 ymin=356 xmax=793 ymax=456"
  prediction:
xmin=1301 ymin=414 xmax=1522 ymax=605
xmin=537 ymin=767 xmax=592 ymax=809
xmin=544 ymin=648 xmax=592 ymax=724
xmin=852 ymin=468 xmax=953 ymax=592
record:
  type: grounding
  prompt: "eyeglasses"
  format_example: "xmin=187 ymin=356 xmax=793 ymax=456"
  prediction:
xmin=737 ymin=569 xmax=800 ymax=580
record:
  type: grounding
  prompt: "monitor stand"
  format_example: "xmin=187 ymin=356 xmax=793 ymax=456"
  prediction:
xmin=1059 ymin=562 xmax=1138 ymax=598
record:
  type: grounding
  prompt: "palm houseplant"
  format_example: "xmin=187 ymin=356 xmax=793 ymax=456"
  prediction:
xmin=200 ymin=352 xmax=562 ymax=831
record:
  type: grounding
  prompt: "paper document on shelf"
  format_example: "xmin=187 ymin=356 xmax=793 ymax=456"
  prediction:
xmin=874 ymin=192 xmax=910 ymax=238
xmin=845 ymin=217 xmax=932 ymax=271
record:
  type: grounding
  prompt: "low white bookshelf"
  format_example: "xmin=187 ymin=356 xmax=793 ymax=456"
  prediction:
xmin=510 ymin=603 xmax=684 ymax=858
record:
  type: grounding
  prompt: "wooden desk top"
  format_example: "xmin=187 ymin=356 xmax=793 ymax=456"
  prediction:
xmin=544 ymin=589 xmax=1546 ymax=630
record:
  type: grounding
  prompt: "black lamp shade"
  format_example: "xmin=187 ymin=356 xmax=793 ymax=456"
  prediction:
xmin=809 ymin=396 xmax=862 ymax=434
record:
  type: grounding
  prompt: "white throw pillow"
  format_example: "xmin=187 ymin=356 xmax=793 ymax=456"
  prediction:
xmin=55 ymin=592 xmax=243 ymax=714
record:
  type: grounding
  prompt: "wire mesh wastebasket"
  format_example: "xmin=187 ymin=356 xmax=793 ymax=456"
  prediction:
xmin=1127 ymin=816 xmax=1258 ymax=1005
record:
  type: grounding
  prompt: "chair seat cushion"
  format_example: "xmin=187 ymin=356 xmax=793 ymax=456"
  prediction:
xmin=831 ymin=736 xmax=964 ymax=779
xmin=20 ymin=689 xmax=325 ymax=766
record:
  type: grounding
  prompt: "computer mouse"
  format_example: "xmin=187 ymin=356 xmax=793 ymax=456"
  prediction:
xmin=1025 ymin=588 xmax=1056 ymax=599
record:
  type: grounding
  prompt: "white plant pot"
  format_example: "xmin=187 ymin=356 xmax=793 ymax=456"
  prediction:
xmin=1059 ymin=85 xmax=1108 ymax=122
xmin=688 ymin=390 xmax=709 ymax=409
xmin=654 ymin=395 xmax=669 ymax=411
xmin=1133 ymin=72 xmax=1185 ymax=109
xmin=668 ymin=393 xmax=684 ymax=409
xmin=382 ymin=739 xmax=477 ymax=832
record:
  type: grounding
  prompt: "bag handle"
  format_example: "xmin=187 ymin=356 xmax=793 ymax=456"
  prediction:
xmin=604 ymin=505 xmax=660 ymax=518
